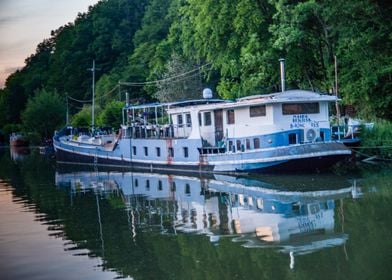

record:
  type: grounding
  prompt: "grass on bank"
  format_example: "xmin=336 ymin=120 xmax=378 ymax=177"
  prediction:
xmin=359 ymin=120 xmax=392 ymax=160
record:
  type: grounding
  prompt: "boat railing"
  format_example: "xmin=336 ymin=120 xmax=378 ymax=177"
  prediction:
xmin=123 ymin=123 xmax=190 ymax=139
xmin=198 ymin=147 xmax=226 ymax=155
xmin=331 ymin=124 xmax=360 ymax=140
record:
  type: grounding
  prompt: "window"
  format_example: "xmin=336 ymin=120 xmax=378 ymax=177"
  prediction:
xmin=146 ymin=179 xmax=150 ymax=191
xmin=229 ymin=140 xmax=234 ymax=152
xmin=236 ymin=140 xmax=241 ymax=152
xmin=288 ymin=133 xmax=297 ymax=144
xmin=171 ymin=181 xmax=176 ymax=192
xmin=158 ymin=180 xmax=163 ymax=191
xmin=134 ymin=179 xmax=138 ymax=187
xmin=282 ymin=102 xmax=319 ymax=115
xmin=177 ymin=114 xmax=183 ymax=127
xmin=185 ymin=183 xmax=191 ymax=195
xmin=292 ymin=203 xmax=300 ymax=214
xmin=256 ymin=198 xmax=264 ymax=210
xmin=186 ymin=113 xmax=192 ymax=127
xmin=246 ymin=139 xmax=251 ymax=150
xmin=156 ymin=147 xmax=161 ymax=157
xmin=144 ymin=146 xmax=148 ymax=156
xmin=250 ymin=105 xmax=266 ymax=117
xmin=227 ymin=109 xmax=235 ymax=124
xmin=132 ymin=146 xmax=137 ymax=156
xmin=183 ymin=147 xmax=189 ymax=158
xmin=253 ymin=138 xmax=260 ymax=149
xmin=168 ymin=147 xmax=174 ymax=157
xmin=204 ymin=112 xmax=212 ymax=126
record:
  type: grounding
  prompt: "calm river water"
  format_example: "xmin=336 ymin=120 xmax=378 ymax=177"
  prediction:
xmin=0 ymin=146 xmax=391 ymax=280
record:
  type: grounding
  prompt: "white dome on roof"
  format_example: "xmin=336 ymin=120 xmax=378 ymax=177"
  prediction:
xmin=203 ymin=88 xmax=213 ymax=99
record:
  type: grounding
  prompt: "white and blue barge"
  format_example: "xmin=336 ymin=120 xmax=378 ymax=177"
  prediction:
xmin=53 ymin=89 xmax=351 ymax=173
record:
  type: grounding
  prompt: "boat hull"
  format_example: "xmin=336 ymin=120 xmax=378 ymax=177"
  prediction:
xmin=54 ymin=138 xmax=350 ymax=174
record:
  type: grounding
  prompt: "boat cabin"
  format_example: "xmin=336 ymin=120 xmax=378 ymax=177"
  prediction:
xmin=121 ymin=90 xmax=337 ymax=153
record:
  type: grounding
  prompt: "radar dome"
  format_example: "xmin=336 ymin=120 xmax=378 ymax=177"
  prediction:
xmin=202 ymin=88 xmax=213 ymax=99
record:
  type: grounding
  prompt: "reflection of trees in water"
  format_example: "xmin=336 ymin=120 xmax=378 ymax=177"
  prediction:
xmin=2 ymin=150 xmax=392 ymax=280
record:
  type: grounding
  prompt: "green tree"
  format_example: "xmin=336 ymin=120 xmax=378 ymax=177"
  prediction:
xmin=118 ymin=0 xmax=173 ymax=100
xmin=21 ymin=89 xmax=66 ymax=140
xmin=71 ymin=105 xmax=92 ymax=128
xmin=97 ymin=100 xmax=123 ymax=129
xmin=154 ymin=53 xmax=203 ymax=102
xmin=332 ymin=0 xmax=392 ymax=119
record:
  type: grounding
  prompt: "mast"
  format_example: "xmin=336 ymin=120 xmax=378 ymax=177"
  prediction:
xmin=88 ymin=60 xmax=97 ymax=133
xmin=66 ymin=93 xmax=69 ymax=125
xmin=334 ymin=55 xmax=341 ymax=122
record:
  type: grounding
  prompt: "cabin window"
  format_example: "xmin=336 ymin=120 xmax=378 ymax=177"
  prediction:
xmin=183 ymin=147 xmax=189 ymax=158
xmin=229 ymin=140 xmax=234 ymax=152
xmin=227 ymin=109 xmax=235 ymax=124
xmin=171 ymin=181 xmax=176 ymax=192
xmin=168 ymin=147 xmax=174 ymax=157
xmin=186 ymin=113 xmax=192 ymax=127
xmin=185 ymin=183 xmax=191 ymax=195
xmin=204 ymin=112 xmax=212 ymax=126
xmin=146 ymin=179 xmax=150 ymax=191
xmin=144 ymin=146 xmax=148 ymax=156
xmin=156 ymin=147 xmax=161 ymax=157
xmin=134 ymin=179 xmax=138 ymax=187
xmin=256 ymin=198 xmax=264 ymax=210
xmin=250 ymin=105 xmax=266 ymax=117
xmin=236 ymin=140 xmax=241 ymax=152
xmin=177 ymin=114 xmax=183 ymax=127
xmin=292 ymin=203 xmax=300 ymax=214
xmin=132 ymin=146 xmax=137 ymax=156
xmin=282 ymin=102 xmax=320 ymax=115
xmin=288 ymin=133 xmax=297 ymax=144
xmin=158 ymin=180 xmax=163 ymax=191
xmin=254 ymin=138 xmax=260 ymax=149
xmin=246 ymin=139 xmax=251 ymax=150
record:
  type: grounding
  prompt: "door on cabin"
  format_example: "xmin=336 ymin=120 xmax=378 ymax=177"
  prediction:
xmin=214 ymin=109 xmax=223 ymax=145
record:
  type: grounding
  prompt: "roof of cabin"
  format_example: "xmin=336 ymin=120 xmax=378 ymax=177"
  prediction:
xmin=124 ymin=99 xmax=229 ymax=111
xmin=167 ymin=90 xmax=337 ymax=113
xmin=237 ymin=89 xmax=337 ymax=102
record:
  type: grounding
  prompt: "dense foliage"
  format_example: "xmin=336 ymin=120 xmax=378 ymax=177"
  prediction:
xmin=0 ymin=0 xmax=391 ymax=141
xmin=21 ymin=88 xmax=66 ymax=141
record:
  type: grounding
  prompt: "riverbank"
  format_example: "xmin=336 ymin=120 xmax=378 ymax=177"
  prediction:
xmin=352 ymin=120 xmax=392 ymax=162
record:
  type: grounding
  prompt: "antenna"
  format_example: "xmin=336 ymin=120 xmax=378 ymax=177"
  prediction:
xmin=88 ymin=60 xmax=100 ymax=132
xmin=279 ymin=58 xmax=285 ymax=92
xmin=334 ymin=55 xmax=341 ymax=121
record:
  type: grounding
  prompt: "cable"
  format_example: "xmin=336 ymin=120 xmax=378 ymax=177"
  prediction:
xmin=119 ymin=63 xmax=212 ymax=86
xmin=66 ymin=84 xmax=120 ymax=103
xmin=95 ymin=84 xmax=120 ymax=100
xmin=67 ymin=95 xmax=92 ymax=103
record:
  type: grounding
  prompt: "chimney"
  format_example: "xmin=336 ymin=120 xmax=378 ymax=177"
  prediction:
xmin=279 ymin=58 xmax=285 ymax=92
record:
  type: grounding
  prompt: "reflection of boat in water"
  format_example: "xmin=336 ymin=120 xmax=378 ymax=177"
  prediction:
xmin=10 ymin=146 xmax=30 ymax=161
xmin=55 ymin=170 xmax=360 ymax=267
xmin=9 ymin=132 xmax=29 ymax=147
